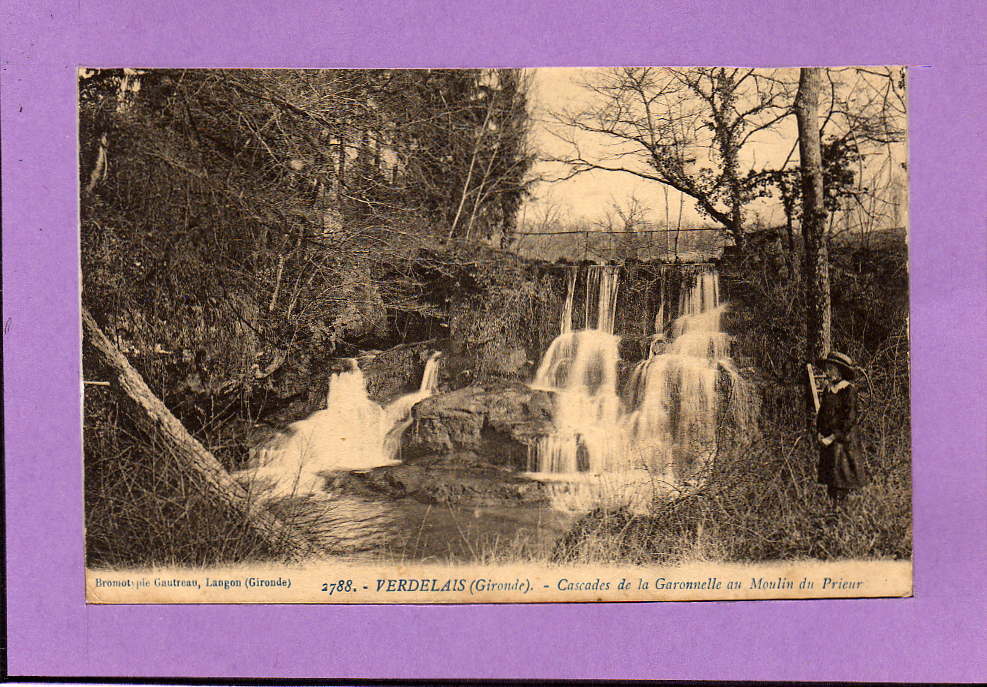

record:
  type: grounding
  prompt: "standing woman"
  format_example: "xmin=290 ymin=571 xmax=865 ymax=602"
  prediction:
xmin=815 ymin=351 xmax=868 ymax=509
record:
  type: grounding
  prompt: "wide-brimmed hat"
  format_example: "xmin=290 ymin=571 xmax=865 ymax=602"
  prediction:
xmin=816 ymin=350 xmax=858 ymax=379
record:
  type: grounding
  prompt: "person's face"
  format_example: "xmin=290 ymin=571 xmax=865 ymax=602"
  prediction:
xmin=824 ymin=363 xmax=843 ymax=383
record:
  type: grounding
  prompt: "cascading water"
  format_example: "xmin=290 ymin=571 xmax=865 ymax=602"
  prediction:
xmin=560 ymin=267 xmax=577 ymax=335
xmin=382 ymin=353 xmax=442 ymax=459
xmin=531 ymin=265 xmax=623 ymax=473
xmin=528 ymin=263 xmax=752 ymax=503
xmin=623 ymin=267 xmax=750 ymax=481
xmin=239 ymin=352 xmax=442 ymax=497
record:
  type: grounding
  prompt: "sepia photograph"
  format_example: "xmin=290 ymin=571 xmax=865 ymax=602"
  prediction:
xmin=80 ymin=66 xmax=911 ymax=603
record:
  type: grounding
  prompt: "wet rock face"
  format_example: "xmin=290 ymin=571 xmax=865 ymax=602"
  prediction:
xmin=359 ymin=341 xmax=438 ymax=404
xmin=402 ymin=382 xmax=555 ymax=470
xmin=325 ymin=460 xmax=550 ymax=507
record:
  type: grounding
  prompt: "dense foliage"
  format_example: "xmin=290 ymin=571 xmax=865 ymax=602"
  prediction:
xmin=81 ymin=68 xmax=535 ymax=565
xmin=81 ymin=68 xmax=534 ymax=401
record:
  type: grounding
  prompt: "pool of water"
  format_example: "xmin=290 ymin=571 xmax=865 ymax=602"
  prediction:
xmin=378 ymin=499 xmax=576 ymax=564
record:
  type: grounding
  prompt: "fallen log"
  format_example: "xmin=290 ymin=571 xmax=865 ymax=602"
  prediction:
xmin=82 ymin=306 xmax=316 ymax=561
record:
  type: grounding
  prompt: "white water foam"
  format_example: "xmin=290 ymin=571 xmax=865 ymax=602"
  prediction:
xmin=528 ymin=264 xmax=753 ymax=511
xmin=238 ymin=352 xmax=442 ymax=497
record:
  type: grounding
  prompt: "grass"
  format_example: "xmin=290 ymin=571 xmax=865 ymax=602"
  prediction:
xmin=552 ymin=424 xmax=910 ymax=565
xmin=84 ymin=421 xmax=278 ymax=567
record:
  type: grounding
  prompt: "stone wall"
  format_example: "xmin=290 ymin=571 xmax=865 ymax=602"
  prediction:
xmin=443 ymin=258 xmax=696 ymax=383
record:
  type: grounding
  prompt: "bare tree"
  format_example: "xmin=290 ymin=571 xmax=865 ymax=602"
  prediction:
xmin=547 ymin=67 xmax=793 ymax=251
xmin=593 ymin=194 xmax=650 ymax=261
xmin=465 ymin=71 xmax=537 ymax=244
xmin=755 ymin=66 xmax=907 ymax=246
xmin=824 ymin=67 xmax=907 ymax=240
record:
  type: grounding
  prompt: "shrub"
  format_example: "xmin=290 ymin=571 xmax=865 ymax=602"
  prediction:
xmin=84 ymin=387 xmax=278 ymax=567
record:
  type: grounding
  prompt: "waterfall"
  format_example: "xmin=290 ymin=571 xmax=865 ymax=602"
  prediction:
xmin=560 ymin=267 xmax=577 ymax=334
xmin=531 ymin=328 xmax=623 ymax=472
xmin=624 ymin=267 xmax=741 ymax=480
xmin=582 ymin=264 xmax=619 ymax=332
xmin=531 ymin=265 xmax=624 ymax=474
xmin=529 ymin=263 xmax=752 ymax=489
xmin=383 ymin=351 xmax=443 ymax=459
xmin=239 ymin=352 xmax=442 ymax=497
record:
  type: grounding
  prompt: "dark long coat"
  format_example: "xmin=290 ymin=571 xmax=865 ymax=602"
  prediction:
xmin=816 ymin=382 xmax=868 ymax=490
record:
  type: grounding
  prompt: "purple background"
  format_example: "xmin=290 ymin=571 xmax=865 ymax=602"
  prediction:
xmin=3 ymin=0 xmax=986 ymax=681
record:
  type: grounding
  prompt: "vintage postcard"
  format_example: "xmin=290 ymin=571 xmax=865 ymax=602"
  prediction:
xmin=81 ymin=66 xmax=910 ymax=603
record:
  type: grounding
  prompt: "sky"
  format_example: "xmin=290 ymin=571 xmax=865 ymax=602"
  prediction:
xmin=522 ymin=67 xmax=906 ymax=230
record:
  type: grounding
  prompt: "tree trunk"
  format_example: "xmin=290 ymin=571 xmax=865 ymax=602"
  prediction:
xmin=82 ymin=307 xmax=316 ymax=561
xmin=726 ymin=164 xmax=745 ymax=252
xmin=336 ymin=129 xmax=346 ymax=201
xmin=449 ymin=93 xmax=495 ymax=239
xmin=795 ymin=68 xmax=831 ymax=395
xmin=730 ymin=220 xmax=746 ymax=253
